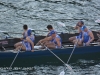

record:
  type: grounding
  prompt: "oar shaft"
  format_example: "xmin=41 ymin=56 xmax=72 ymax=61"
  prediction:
xmin=45 ymin=47 xmax=73 ymax=72
xmin=0 ymin=31 xmax=22 ymax=34
xmin=67 ymin=39 xmax=78 ymax=64
xmin=10 ymin=46 xmax=22 ymax=68
xmin=67 ymin=45 xmax=76 ymax=64
xmin=2 ymin=46 xmax=6 ymax=51
xmin=10 ymin=50 xmax=19 ymax=68
xmin=47 ymin=48 xmax=66 ymax=65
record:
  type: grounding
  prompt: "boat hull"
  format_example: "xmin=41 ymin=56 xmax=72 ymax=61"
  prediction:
xmin=0 ymin=46 xmax=100 ymax=67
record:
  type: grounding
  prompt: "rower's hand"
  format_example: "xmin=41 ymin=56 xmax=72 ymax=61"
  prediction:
xmin=24 ymin=40 xmax=27 ymax=42
xmin=39 ymin=40 xmax=42 ymax=43
xmin=97 ymin=33 xmax=100 ymax=37
xmin=86 ymin=42 xmax=90 ymax=46
xmin=31 ymin=50 xmax=34 ymax=52
xmin=20 ymin=38 xmax=23 ymax=40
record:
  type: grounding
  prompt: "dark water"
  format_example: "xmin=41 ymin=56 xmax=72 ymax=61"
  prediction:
xmin=0 ymin=0 xmax=100 ymax=75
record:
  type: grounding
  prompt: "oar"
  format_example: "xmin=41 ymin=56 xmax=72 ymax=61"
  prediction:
xmin=67 ymin=39 xmax=78 ymax=64
xmin=43 ymin=45 xmax=74 ymax=73
xmin=57 ymin=22 xmax=75 ymax=33
xmin=0 ymin=30 xmax=22 ymax=34
xmin=2 ymin=46 xmax=6 ymax=51
xmin=9 ymin=46 xmax=22 ymax=68
xmin=59 ymin=39 xmax=78 ymax=75
xmin=57 ymin=22 xmax=66 ymax=28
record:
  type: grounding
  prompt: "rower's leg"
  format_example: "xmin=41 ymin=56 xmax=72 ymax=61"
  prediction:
xmin=69 ymin=36 xmax=76 ymax=42
xmin=14 ymin=42 xmax=22 ymax=48
xmin=14 ymin=46 xmax=21 ymax=51
xmin=46 ymin=45 xmax=56 ymax=49
xmin=43 ymin=41 xmax=50 ymax=45
xmin=14 ymin=44 xmax=26 ymax=51
xmin=45 ymin=42 xmax=56 ymax=49
xmin=73 ymin=39 xmax=77 ymax=44
xmin=35 ymin=39 xmax=44 ymax=46
xmin=73 ymin=39 xmax=79 ymax=47
xmin=77 ymin=40 xmax=83 ymax=46
xmin=38 ymin=41 xmax=50 ymax=49
xmin=21 ymin=45 xmax=26 ymax=51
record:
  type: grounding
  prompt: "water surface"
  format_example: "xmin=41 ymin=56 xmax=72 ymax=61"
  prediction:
xmin=0 ymin=0 xmax=100 ymax=75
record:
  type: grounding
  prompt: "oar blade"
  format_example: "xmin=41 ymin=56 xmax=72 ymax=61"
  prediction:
xmin=59 ymin=64 xmax=75 ymax=75
xmin=65 ymin=64 xmax=75 ymax=74
xmin=65 ymin=64 xmax=73 ymax=72
xmin=95 ymin=19 xmax=100 ymax=23
xmin=59 ymin=70 xmax=65 ymax=75
xmin=57 ymin=22 xmax=66 ymax=27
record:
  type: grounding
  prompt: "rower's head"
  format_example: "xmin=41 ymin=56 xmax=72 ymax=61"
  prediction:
xmin=81 ymin=26 xmax=88 ymax=32
xmin=77 ymin=21 xmax=84 ymax=27
xmin=47 ymin=25 xmax=53 ymax=31
xmin=50 ymin=30 xmax=56 ymax=37
xmin=27 ymin=29 xmax=32 ymax=36
xmin=23 ymin=24 xmax=28 ymax=30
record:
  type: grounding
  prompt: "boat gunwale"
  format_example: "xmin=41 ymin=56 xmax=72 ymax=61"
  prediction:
xmin=0 ymin=45 xmax=100 ymax=54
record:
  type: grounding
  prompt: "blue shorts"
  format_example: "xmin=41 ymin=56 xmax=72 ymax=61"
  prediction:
xmin=22 ymin=41 xmax=32 ymax=51
xmin=76 ymin=36 xmax=79 ymax=39
xmin=76 ymin=36 xmax=82 ymax=41
xmin=83 ymin=40 xmax=90 ymax=46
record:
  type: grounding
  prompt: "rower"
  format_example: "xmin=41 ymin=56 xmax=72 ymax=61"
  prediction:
xmin=35 ymin=25 xmax=54 ymax=46
xmin=14 ymin=25 xmax=28 ymax=48
xmin=44 ymin=30 xmax=62 ymax=49
xmin=81 ymin=26 xmax=94 ymax=46
xmin=97 ymin=30 xmax=100 ymax=42
xmin=69 ymin=21 xmax=85 ymax=46
xmin=15 ymin=29 xmax=35 ymax=51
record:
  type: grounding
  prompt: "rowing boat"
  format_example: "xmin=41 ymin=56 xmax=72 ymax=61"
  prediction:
xmin=0 ymin=31 xmax=99 ymax=67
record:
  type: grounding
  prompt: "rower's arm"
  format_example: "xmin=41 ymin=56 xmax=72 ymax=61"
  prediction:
xmin=88 ymin=31 xmax=94 ymax=43
xmin=78 ymin=27 xmax=82 ymax=33
xmin=55 ymin=38 xmax=61 ymax=47
xmin=20 ymin=32 xmax=25 ymax=40
xmin=81 ymin=33 xmax=84 ymax=42
xmin=74 ymin=25 xmax=79 ymax=29
xmin=74 ymin=26 xmax=81 ymax=33
xmin=22 ymin=32 xmax=24 ymax=36
xmin=42 ymin=36 xmax=52 ymax=41
xmin=46 ymin=32 xmax=50 ymax=37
